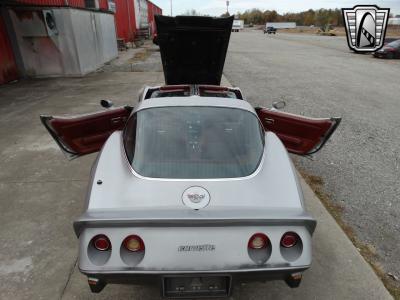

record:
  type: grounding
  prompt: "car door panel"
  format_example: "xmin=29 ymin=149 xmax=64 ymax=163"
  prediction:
xmin=255 ymin=107 xmax=341 ymax=155
xmin=40 ymin=106 xmax=133 ymax=159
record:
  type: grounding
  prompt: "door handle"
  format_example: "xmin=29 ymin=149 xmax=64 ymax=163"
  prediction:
xmin=111 ymin=117 xmax=125 ymax=125
xmin=264 ymin=117 xmax=275 ymax=125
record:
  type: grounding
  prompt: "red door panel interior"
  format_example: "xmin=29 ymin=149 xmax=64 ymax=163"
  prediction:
xmin=256 ymin=108 xmax=335 ymax=155
xmin=48 ymin=107 xmax=131 ymax=155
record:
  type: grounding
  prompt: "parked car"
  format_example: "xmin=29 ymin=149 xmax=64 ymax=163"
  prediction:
xmin=264 ymin=26 xmax=277 ymax=34
xmin=373 ymin=39 xmax=400 ymax=59
xmin=40 ymin=15 xmax=340 ymax=298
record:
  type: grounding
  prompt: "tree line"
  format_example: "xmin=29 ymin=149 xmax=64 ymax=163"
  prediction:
xmin=229 ymin=8 xmax=345 ymax=27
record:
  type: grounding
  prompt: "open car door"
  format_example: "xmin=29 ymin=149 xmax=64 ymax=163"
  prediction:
xmin=255 ymin=107 xmax=341 ymax=155
xmin=40 ymin=106 xmax=133 ymax=160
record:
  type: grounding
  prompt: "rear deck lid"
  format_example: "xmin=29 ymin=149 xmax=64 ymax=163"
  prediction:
xmin=155 ymin=15 xmax=234 ymax=85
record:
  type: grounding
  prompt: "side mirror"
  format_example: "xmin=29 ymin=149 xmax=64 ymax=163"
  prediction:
xmin=100 ymin=99 xmax=114 ymax=108
xmin=272 ymin=100 xmax=286 ymax=110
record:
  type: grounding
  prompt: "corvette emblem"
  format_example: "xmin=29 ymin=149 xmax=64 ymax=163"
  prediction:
xmin=342 ymin=5 xmax=390 ymax=52
xmin=182 ymin=186 xmax=210 ymax=209
xmin=187 ymin=193 xmax=205 ymax=203
xmin=178 ymin=244 xmax=216 ymax=252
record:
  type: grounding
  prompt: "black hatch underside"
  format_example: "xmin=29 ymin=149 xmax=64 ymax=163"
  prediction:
xmin=155 ymin=15 xmax=234 ymax=86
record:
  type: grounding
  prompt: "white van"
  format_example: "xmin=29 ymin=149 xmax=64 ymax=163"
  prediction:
xmin=232 ymin=19 xmax=244 ymax=32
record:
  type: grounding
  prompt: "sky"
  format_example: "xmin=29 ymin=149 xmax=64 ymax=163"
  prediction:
xmin=150 ymin=0 xmax=400 ymax=17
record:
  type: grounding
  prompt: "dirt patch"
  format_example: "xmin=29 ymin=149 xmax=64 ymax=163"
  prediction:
xmin=298 ymin=167 xmax=400 ymax=299
xmin=386 ymin=26 xmax=400 ymax=38
xmin=129 ymin=48 xmax=159 ymax=64
xmin=276 ymin=27 xmax=346 ymax=36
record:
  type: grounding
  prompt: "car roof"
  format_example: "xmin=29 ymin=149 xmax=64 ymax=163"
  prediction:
xmin=134 ymin=96 xmax=257 ymax=114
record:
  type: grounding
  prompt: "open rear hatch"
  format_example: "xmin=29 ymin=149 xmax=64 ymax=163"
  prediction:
xmin=155 ymin=15 xmax=234 ymax=85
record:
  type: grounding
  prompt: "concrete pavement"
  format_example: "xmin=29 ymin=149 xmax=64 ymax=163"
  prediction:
xmin=224 ymin=31 xmax=400 ymax=279
xmin=0 ymin=70 xmax=392 ymax=299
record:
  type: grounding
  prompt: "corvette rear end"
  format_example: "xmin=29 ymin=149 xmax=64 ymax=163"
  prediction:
xmin=70 ymin=118 xmax=317 ymax=296
xmin=77 ymin=217 xmax=314 ymax=297
xmin=40 ymin=15 xmax=340 ymax=298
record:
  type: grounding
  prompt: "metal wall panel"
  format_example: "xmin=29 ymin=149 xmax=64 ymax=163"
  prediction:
xmin=147 ymin=1 xmax=161 ymax=37
xmin=114 ymin=0 xmax=136 ymax=42
xmin=147 ymin=1 xmax=155 ymax=36
xmin=15 ymin=0 xmax=85 ymax=8
xmin=9 ymin=7 xmax=117 ymax=77
xmin=0 ymin=13 xmax=19 ymax=84
xmin=98 ymin=0 xmax=109 ymax=10
xmin=135 ymin=0 xmax=148 ymax=29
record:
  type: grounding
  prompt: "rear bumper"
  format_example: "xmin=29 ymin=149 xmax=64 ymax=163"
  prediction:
xmin=83 ymin=266 xmax=308 ymax=294
xmin=85 ymin=267 xmax=306 ymax=283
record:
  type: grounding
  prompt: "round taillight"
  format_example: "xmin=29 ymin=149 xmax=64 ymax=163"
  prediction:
xmin=92 ymin=235 xmax=111 ymax=251
xmin=281 ymin=232 xmax=299 ymax=248
xmin=248 ymin=233 xmax=269 ymax=249
xmin=123 ymin=235 xmax=145 ymax=252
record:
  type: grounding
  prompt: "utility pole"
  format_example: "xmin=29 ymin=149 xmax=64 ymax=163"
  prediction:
xmin=226 ymin=1 xmax=229 ymax=15
xmin=170 ymin=0 xmax=173 ymax=16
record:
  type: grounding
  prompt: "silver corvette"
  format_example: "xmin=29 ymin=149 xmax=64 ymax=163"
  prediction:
xmin=41 ymin=16 xmax=340 ymax=298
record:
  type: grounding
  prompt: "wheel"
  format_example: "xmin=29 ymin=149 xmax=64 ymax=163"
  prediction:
xmin=386 ymin=52 xmax=394 ymax=59
xmin=285 ymin=276 xmax=302 ymax=288
xmin=273 ymin=32 xmax=276 ymax=34
xmin=88 ymin=278 xmax=106 ymax=293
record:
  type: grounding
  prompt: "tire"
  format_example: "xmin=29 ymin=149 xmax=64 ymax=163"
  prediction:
xmin=386 ymin=53 xmax=394 ymax=59
xmin=285 ymin=277 xmax=302 ymax=288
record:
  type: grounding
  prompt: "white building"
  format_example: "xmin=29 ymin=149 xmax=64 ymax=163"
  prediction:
xmin=388 ymin=18 xmax=400 ymax=25
xmin=266 ymin=22 xmax=296 ymax=29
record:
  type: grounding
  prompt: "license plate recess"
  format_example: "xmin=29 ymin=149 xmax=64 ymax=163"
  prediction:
xmin=163 ymin=275 xmax=231 ymax=298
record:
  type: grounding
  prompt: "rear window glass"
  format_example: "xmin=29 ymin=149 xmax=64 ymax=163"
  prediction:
xmin=123 ymin=107 xmax=264 ymax=179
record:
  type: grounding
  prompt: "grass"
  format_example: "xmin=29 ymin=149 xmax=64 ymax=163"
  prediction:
xmin=298 ymin=166 xmax=400 ymax=299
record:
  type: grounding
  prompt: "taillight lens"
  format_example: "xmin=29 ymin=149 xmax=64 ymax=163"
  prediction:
xmin=281 ymin=232 xmax=299 ymax=248
xmin=123 ymin=235 xmax=145 ymax=252
xmin=92 ymin=235 xmax=111 ymax=251
xmin=248 ymin=233 xmax=269 ymax=249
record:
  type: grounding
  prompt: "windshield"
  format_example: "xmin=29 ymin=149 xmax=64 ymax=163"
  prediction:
xmin=123 ymin=107 xmax=264 ymax=179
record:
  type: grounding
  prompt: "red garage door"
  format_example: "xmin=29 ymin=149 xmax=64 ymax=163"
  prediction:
xmin=0 ymin=14 xmax=18 ymax=84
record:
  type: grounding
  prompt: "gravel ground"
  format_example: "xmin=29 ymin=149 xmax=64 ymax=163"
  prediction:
xmin=223 ymin=31 xmax=400 ymax=279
